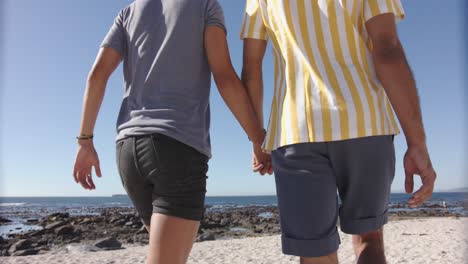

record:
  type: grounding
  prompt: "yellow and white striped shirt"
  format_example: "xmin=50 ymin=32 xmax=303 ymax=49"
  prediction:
xmin=241 ymin=0 xmax=405 ymax=152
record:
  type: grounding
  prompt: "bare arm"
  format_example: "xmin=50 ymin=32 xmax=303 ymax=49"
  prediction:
xmin=367 ymin=14 xmax=424 ymax=146
xmin=204 ymin=26 xmax=271 ymax=171
xmin=241 ymin=39 xmax=271 ymax=175
xmin=79 ymin=48 xmax=122 ymax=136
xmin=366 ymin=14 xmax=436 ymax=207
xmin=73 ymin=47 xmax=122 ymax=190
xmin=242 ymin=39 xmax=268 ymax=128
xmin=204 ymin=26 xmax=265 ymax=145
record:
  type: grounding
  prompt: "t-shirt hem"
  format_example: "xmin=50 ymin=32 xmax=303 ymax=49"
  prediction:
xmin=264 ymin=130 xmax=401 ymax=154
xmin=100 ymin=43 xmax=124 ymax=55
xmin=206 ymin=23 xmax=228 ymax=35
xmin=116 ymin=128 xmax=212 ymax=159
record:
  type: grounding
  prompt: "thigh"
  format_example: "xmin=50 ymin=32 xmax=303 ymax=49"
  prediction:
xmin=116 ymin=137 xmax=154 ymax=225
xmin=329 ymin=135 xmax=396 ymax=234
xmin=147 ymin=213 xmax=200 ymax=264
xmin=272 ymin=143 xmax=340 ymax=257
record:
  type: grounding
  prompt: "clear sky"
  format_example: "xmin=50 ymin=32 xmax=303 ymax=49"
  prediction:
xmin=1 ymin=0 xmax=466 ymax=197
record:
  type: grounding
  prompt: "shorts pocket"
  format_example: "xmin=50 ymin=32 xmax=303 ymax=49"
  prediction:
xmin=115 ymin=140 xmax=127 ymax=186
xmin=116 ymin=140 xmax=125 ymax=176
xmin=150 ymin=134 xmax=208 ymax=194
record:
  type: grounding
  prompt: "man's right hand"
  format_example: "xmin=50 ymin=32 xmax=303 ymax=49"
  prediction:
xmin=73 ymin=140 xmax=102 ymax=190
xmin=403 ymin=144 xmax=437 ymax=208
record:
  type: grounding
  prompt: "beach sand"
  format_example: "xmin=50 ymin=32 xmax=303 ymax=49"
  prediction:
xmin=1 ymin=217 xmax=466 ymax=264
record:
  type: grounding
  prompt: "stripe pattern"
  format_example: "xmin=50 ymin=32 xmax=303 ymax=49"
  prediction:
xmin=241 ymin=0 xmax=405 ymax=152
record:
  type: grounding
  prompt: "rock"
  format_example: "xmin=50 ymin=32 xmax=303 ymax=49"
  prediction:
xmin=109 ymin=216 xmax=122 ymax=224
xmin=114 ymin=219 xmax=127 ymax=226
xmin=26 ymin=219 xmax=39 ymax=223
xmin=1 ymin=249 xmax=8 ymax=256
xmin=80 ymin=218 xmax=93 ymax=224
xmin=96 ymin=217 xmax=105 ymax=223
xmin=8 ymin=239 xmax=33 ymax=254
xmin=49 ymin=213 xmax=70 ymax=219
xmin=124 ymin=221 xmax=134 ymax=227
xmin=94 ymin=237 xmax=122 ymax=250
xmin=11 ymin=249 xmax=39 ymax=256
xmin=55 ymin=225 xmax=75 ymax=236
xmin=0 ymin=236 xmax=4 ymax=244
xmin=136 ymin=226 xmax=148 ymax=234
xmin=66 ymin=244 xmax=102 ymax=253
xmin=31 ymin=229 xmax=46 ymax=237
xmin=0 ymin=217 xmax=12 ymax=223
xmin=69 ymin=237 xmax=81 ymax=244
xmin=38 ymin=249 xmax=49 ymax=255
xmin=220 ymin=218 xmax=229 ymax=226
xmin=197 ymin=233 xmax=215 ymax=242
xmin=238 ymin=219 xmax=251 ymax=227
xmin=135 ymin=237 xmax=149 ymax=245
xmin=45 ymin=221 xmax=67 ymax=230
xmin=254 ymin=225 xmax=264 ymax=233
xmin=202 ymin=221 xmax=223 ymax=229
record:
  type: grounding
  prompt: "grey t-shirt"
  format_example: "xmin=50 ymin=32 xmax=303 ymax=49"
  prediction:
xmin=101 ymin=0 xmax=226 ymax=158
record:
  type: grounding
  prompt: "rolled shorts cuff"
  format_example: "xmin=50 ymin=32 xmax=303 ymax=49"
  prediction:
xmin=152 ymin=201 xmax=205 ymax=222
xmin=340 ymin=210 xmax=389 ymax=235
xmin=281 ymin=230 xmax=340 ymax=257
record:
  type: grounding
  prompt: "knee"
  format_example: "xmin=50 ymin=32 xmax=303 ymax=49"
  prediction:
xmin=300 ymin=253 xmax=338 ymax=264
xmin=353 ymin=229 xmax=384 ymax=248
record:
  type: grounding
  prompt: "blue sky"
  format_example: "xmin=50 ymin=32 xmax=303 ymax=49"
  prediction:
xmin=1 ymin=0 xmax=466 ymax=197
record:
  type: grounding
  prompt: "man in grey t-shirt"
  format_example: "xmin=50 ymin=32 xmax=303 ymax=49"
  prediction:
xmin=101 ymin=0 xmax=226 ymax=158
xmin=73 ymin=0 xmax=271 ymax=263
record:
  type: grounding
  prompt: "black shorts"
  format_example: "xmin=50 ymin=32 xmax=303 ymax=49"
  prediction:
xmin=116 ymin=134 xmax=209 ymax=225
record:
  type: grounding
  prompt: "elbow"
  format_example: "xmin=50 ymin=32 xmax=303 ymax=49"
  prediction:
xmin=372 ymin=37 xmax=405 ymax=65
xmin=87 ymin=69 xmax=100 ymax=84
xmin=213 ymin=71 xmax=239 ymax=91
xmin=241 ymin=62 xmax=262 ymax=83
xmin=85 ymin=68 xmax=108 ymax=95
xmin=87 ymin=67 xmax=108 ymax=86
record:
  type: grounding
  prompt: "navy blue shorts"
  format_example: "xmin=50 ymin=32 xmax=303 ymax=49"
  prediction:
xmin=272 ymin=136 xmax=396 ymax=257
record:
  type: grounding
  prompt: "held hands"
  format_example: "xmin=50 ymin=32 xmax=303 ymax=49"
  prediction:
xmin=252 ymin=143 xmax=273 ymax=176
xmin=73 ymin=140 xmax=102 ymax=190
xmin=250 ymin=128 xmax=273 ymax=175
xmin=404 ymin=144 xmax=437 ymax=208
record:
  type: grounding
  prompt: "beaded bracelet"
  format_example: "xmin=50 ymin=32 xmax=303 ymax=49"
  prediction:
xmin=76 ymin=134 xmax=94 ymax=140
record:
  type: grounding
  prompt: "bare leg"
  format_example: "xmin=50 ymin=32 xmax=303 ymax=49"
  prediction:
xmin=352 ymin=228 xmax=386 ymax=264
xmin=300 ymin=252 xmax=339 ymax=264
xmin=146 ymin=213 xmax=200 ymax=264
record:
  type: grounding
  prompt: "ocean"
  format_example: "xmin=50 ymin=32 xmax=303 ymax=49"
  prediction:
xmin=1 ymin=192 xmax=467 ymax=216
xmin=1 ymin=193 xmax=467 ymax=238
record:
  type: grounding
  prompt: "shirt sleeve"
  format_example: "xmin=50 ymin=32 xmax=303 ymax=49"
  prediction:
xmin=101 ymin=10 xmax=126 ymax=55
xmin=240 ymin=0 xmax=268 ymax=40
xmin=363 ymin=0 xmax=405 ymax=23
xmin=205 ymin=0 xmax=227 ymax=34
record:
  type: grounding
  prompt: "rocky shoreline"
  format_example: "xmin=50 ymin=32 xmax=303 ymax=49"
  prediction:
xmin=0 ymin=205 xmax=464 ymax=257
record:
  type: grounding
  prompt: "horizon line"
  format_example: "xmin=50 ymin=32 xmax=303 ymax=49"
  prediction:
xmin=1 ymin=190 xmax=467 ymax=198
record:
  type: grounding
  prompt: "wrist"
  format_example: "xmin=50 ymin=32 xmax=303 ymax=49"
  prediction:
xmin=251 ymin=129 xmax=266 ymax=146
xmin=77 ymin=138 xmax=94 ymax=146
xmin=77 ymin=132 xmax=94 ymax=147
xmin=406 ymin=137 xmax=426 ymax=149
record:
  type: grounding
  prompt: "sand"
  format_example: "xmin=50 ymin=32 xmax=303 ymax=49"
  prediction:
xmin=1 ymin=218 xmax=466 ymax=264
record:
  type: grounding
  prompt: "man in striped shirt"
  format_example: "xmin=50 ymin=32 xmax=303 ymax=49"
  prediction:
xmin=241 ymin=0 xmax=437 ymax=263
